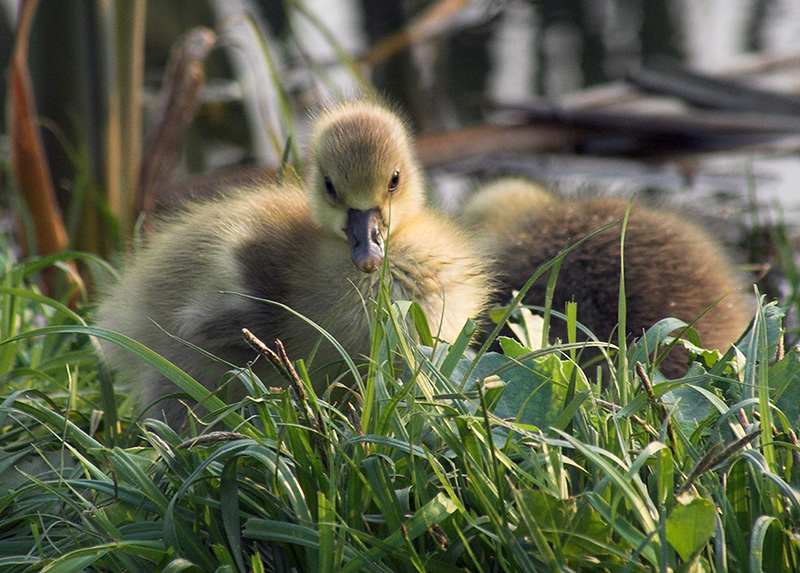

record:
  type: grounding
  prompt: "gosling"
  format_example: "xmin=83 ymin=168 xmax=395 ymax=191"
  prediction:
xmin=461 ymin=178 xmax=751 ymax=377
xmin=96 ymin=100 xmax=490 ymax=425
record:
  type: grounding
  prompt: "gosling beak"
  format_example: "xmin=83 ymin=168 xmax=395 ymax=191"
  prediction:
xmin=346 ymin=208 xmax=384 ymax=273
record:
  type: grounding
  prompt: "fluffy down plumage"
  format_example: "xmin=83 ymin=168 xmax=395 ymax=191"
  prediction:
xmin=96 ymin=100 xmax=490 ymax=425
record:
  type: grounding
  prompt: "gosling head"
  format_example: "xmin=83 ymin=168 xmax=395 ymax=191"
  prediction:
xmin=307 ymin=100 xmax=425 ymax=273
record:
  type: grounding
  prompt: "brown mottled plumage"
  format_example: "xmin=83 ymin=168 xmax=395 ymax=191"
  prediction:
xmin=95 ymin=100 xmax=490 ymax=425
xmin=461 ymin=178 xmax=752 ymax=376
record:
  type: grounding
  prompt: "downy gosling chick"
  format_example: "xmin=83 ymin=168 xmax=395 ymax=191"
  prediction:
xmin=96 ymin=100 xmax=490 ymax=425
xmin=461 ymin=178 xmax=751 ymax=377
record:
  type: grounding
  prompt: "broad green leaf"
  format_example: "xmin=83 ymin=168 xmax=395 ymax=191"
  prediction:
xmin=493 ymin=354 xmax=589 ymax=429
xmin=768 ymin=347 xmax=800 ymax=429
xmin=749 ymin=515 xmax=780 ymax=573
xmin=666 ymin=497 xmax=716 ymax=561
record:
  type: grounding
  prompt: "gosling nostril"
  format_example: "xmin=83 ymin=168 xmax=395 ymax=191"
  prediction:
xmin=371 ymin=227 xmax=383 ymax=248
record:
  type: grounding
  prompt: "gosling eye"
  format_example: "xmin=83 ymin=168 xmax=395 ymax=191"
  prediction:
xmin=388 ymin=169 xmax=400 ymax=193
xmin=323 ymin=175 xmax=337 ymax=201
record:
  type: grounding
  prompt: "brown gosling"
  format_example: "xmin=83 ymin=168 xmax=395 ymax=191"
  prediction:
xmin=95 ymin=100 xmax=490 ymax=425
xmin=461 ymin=178 xmax=752 ymax=377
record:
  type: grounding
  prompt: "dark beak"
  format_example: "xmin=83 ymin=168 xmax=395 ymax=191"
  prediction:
xmin=345 ymin=208 xmax=384 ymax=273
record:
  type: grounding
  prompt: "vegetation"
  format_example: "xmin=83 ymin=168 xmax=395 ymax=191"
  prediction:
xmin=2 ymin=217 xmax=800 ymax=571
xmin=4 ymin=2 xmax=800 ymax=572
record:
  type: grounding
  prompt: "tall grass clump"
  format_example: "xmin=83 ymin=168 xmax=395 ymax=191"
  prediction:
xmin=3 ymin=224 xmax=800 ymax=571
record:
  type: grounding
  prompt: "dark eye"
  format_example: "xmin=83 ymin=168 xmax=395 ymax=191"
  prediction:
xmin=324 ymin=175 xmax=337 ymax=200
xmin=388 ymin=170 xmax=400 ymax=193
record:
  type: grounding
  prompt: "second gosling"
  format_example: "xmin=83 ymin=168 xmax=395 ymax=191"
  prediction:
xmin=461 ymin=178 xmax=752 ymax=376
xmin=95 ymin=100 xmax=490 ymax=425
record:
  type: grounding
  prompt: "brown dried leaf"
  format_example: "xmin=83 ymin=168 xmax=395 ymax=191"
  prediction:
xmin=9 ymin=0 xmax=69 ymax=258
xmin=139 ymin=27 xmax=217 ymax=213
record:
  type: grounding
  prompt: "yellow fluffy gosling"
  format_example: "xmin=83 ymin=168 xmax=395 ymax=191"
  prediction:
xmin=96 ymin=100 xmax=490 ymax=425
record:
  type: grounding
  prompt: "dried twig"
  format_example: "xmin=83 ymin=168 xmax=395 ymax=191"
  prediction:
xmin=9 ymin=0 xmax=79 ymax=298
xmin=241 ymin=328 xmax=329 ymax=469
xmin=139 ymin=27 xmax=217 ymax=214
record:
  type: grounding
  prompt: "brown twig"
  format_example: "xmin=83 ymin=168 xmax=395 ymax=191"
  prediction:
xmin=9 ymin=0 xmax=79 ymax=299
xmin=241 ymin=328 xmax=329 ymax=469
xmin=139 ymin=27 xmax=217 ymax=216
xmin=242 ymin=328 xmax=291 ymax=381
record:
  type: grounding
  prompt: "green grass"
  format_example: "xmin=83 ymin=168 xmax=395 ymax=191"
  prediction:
xmin=2 ymin=229 xmax=800 ymax=572
xmin=5 ymin=4 xmax=800 ymax=570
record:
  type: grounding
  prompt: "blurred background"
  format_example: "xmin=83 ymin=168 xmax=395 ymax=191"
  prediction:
xmin=3 ymin=0 xmax=800 ymax=318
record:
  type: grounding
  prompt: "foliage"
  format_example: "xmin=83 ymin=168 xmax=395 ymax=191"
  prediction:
xmin=5 ymin=2 xmax=800 ymax=572
xmin=2 ymin=231 xmax=800 ymax=572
